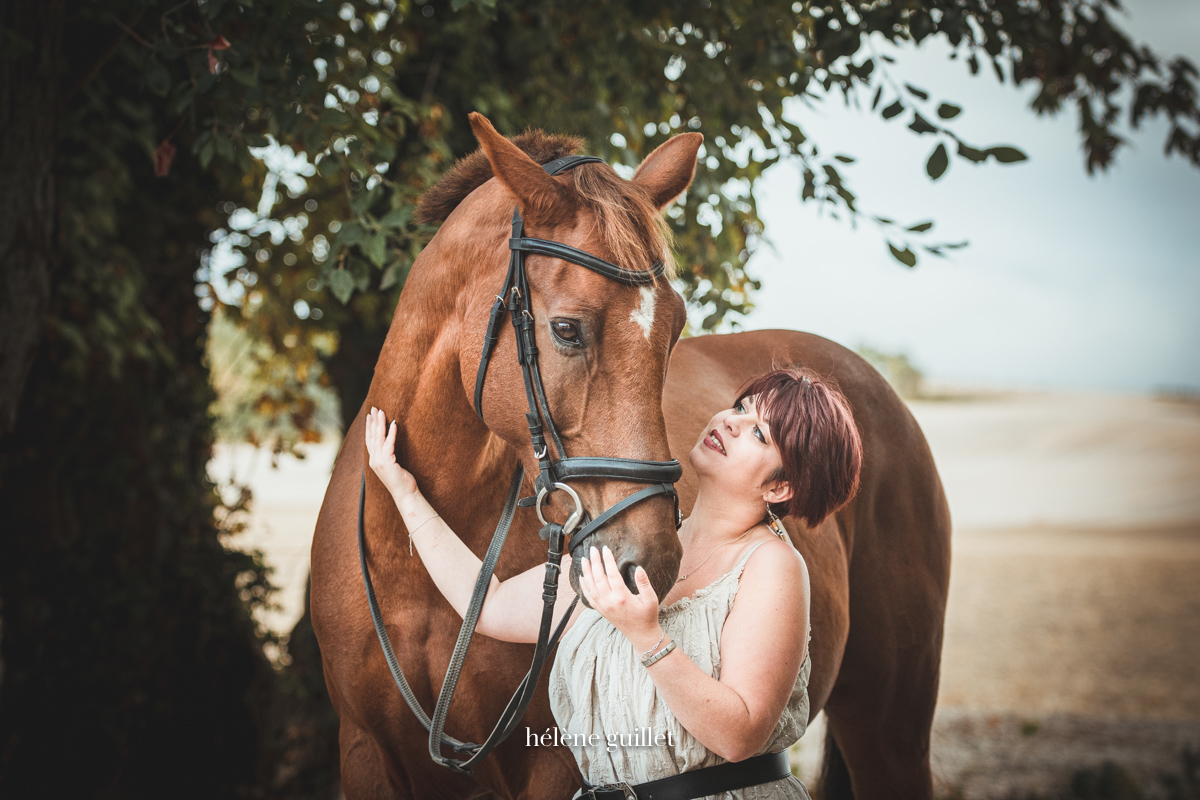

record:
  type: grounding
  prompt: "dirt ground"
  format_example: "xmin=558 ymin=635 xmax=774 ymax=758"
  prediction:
xmin=210 ymin=390 xmax=1200 ymax=798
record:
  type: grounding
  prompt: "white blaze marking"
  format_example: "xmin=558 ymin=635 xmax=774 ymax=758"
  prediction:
xmin=630 ymin=286 xmax=657 ymax=340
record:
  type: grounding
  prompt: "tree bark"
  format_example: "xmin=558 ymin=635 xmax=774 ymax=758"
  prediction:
xmin=0 ymin=0 xmax=62 ymax=437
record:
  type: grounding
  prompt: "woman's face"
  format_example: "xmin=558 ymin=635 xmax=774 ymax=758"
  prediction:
xmin=689 ymin=394 xmax=788 ymax=503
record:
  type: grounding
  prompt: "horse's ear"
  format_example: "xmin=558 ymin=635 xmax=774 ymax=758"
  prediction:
xmin=468 ymin=112 xmax=575 ymax=224
xmin=632 ymin=132 xmax=703 ymax=210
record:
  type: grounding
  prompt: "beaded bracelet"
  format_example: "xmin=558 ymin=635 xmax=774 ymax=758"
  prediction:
xmin=640 ymin=640 xmax=676 ymax=668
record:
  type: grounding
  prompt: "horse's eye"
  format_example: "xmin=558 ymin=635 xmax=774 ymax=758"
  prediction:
xmin=551 ymin=319 xmax=582 ymax=346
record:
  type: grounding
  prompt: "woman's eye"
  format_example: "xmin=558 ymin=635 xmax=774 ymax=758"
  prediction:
xmin=551 ymin=319 xmax=581 ymax=346
xmin=754 ymin=426 xmax=766 ymax=444
xmin=734 ymin=401 xmax=744 ymax=413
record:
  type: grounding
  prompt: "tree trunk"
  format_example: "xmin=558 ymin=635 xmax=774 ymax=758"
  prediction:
xmin=0 ymin=8 xmax=276 ymax=794
xmin=0 ymin=0 xmax=62 ymax=437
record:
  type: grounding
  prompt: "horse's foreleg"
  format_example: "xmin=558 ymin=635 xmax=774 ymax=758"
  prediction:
xmin=339 ymin=721 xmax=407 ymax=800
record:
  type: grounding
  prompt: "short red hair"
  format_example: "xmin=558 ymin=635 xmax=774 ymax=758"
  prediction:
xmin=736 ymin=367 xmax=863 ymax=528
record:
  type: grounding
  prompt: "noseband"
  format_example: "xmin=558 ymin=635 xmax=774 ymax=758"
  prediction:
xmin=358 ymin=155 xmax=682 ymax=774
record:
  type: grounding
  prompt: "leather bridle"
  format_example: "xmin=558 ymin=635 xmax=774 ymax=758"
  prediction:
xmin=358 ymin=155 xmax=683 ymax=773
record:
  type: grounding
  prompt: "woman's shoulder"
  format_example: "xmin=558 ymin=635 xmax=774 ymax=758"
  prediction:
xmin=736 ymin=532 xmax=809 ymax=592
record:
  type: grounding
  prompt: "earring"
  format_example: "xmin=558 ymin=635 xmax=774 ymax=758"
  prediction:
xmin=767 ymin=508 xmax=787 ymax=540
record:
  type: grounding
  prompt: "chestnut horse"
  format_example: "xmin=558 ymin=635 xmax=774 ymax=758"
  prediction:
xmin=310 ymin=114 xmax=951 ymax=800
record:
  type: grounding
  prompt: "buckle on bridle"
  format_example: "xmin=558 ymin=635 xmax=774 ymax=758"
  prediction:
xmin=584 ymin=781 xmax=638 ymax=800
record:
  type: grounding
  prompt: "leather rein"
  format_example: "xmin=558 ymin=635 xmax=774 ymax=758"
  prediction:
xmin=358 ymin=155 xmax=683 ymax=774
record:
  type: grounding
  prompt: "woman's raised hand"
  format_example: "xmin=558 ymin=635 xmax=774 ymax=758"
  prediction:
xmin=365 ymin=407 xmax=418 ymax=501
xmin=580 ymin=545 xmax=662 ymax=650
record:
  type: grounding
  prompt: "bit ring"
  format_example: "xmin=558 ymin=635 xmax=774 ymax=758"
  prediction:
xmin=536 ymin=482 xmax=584 ymax=536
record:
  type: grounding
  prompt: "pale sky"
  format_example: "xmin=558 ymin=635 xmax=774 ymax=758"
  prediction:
xmin=741 ymin=0 xmax=1200 ymax=393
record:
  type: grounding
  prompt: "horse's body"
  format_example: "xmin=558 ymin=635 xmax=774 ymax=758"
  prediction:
xmin=310 ymin=118 xmax=950 ymax=800
xmin=664 ymin=330 xmax=952 ymax=799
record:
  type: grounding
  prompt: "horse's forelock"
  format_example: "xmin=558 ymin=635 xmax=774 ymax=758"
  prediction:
xmin=570 ymin=165 xmax=676 ymax=280
xmin=415 ymin=130 xmax=585 ymax=224
xmin=416 ymin=130 xmax=674 ymax=280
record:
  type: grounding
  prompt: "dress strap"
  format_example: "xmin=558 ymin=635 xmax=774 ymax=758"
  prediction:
xmin=731 ymin=540 xmax=771 ymax=581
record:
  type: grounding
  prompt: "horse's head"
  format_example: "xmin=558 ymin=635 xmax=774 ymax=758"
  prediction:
xmin=433 ymin=113 xmax=700 ymax=601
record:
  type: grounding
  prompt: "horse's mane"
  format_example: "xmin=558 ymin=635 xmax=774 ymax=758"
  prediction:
xmin=416 ymin=130 xmax=674 ymax=277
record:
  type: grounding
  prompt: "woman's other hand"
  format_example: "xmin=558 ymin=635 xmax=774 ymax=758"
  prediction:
xmin=365 ymin=407 xmax=418 ymax=501
xmin=580 ymin=545 xmax=663 ymax=652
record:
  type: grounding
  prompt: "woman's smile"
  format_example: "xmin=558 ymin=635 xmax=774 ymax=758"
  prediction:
xmin=704 ymin=429 xmax=726 ymax=455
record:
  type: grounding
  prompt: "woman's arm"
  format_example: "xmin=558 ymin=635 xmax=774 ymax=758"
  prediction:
xmin=581 ymin=540 xmax=809 ymax=763
xmin=366 ymin=407 xmax=582 ymax=643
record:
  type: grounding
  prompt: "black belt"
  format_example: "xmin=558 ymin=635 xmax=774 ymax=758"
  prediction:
xmin=581 ymin=750 xmax=791 ymax=800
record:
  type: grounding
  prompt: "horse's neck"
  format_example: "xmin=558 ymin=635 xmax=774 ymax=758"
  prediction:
xmin=366 ymin=234 xmax=519 ymax=549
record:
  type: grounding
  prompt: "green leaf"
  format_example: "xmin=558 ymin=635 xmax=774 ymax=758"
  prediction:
xmin=926 ymin=143 xmax=948 ymax=180
xmin=335 ymin=221 xmax=366 ymax=247
xmin=230 ymin=68 xmax=258 ymax=87
xmin=904 ymin=83 xmax=929 ymax=100
xmin=328 ymin=270 xmax=355 ymax=304
xmin=909 ymin=114 xmax=938 ymax=135
xmin=320 ymin=108 xmax=351 ymax=127
xmin=198 ymin=139 xmax=215 ymax=168
xmin=957 ymin=142 xmax=988 ymax=163
xmin=379 ymin=206 xmax=412 ymax=229
xmin=349 ymin=256 xmax=372 ymax=290
xmin=379 ymin=259 xmax=409 ymax=291
xmin=871 ymin=86 xmax=883 ymax=111
xmin=316 ymin=155 xmax=339 ymax=177
xmin=365 ymin=233 xmax=387 ymax=267
xmin=834 ymin=155 xmax=855 ymax=164
xmin=937 ymin=103 xmax=962 ymax=119
xmin=244 ymin=132 xmax=270 ymax=148
xmin=987 ymin=146 xmax=1028 ymax=163
xmin=943 ymin=241 xmax=969 ymax=250
xmin=881 ymin=101 xmax=904 ymax=120
xmin=872 ymin=216 xmax=895 ymax=225
xmin=907 ymin=221 xmax=934 ymax=233
xmin=350 ymin=185 xmax=382 ymax=216
xmin=888 ymin=243 xmax=917 ymax=267
xmin=171 ymin=88 xmax=195 ymax=115
xmin=373 ymin=139 xmax=397 ymax=162
xmin=303 ymin=124 xmax=324 ymax=156
xmin=146 ymin=60 xmax=171 ymax=97
xmin=451 ymin=0 xmax=472 ymax=9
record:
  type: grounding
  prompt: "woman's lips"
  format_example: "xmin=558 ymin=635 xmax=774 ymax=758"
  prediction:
xmin=704 ymin=429 xmax=726 ymax=455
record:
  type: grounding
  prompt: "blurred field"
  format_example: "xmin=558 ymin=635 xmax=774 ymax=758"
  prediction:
xmin=209 ymin=390 xmax=1200 ymax=797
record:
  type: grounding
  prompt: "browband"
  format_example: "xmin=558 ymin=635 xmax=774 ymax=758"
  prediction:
xmin=510 ymin=238 xmax=665 ymax=285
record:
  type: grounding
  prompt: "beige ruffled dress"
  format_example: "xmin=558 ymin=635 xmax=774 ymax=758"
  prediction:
xmin=548 ymin=540 xmax=813 ymax=799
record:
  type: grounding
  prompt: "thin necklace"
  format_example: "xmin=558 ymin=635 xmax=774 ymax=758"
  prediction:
xmin=677 ymin=526 xmax=756 ymax=582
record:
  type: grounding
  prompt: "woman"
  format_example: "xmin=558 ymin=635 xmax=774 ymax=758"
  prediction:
xmin=365 ymin=367 xmax=863 ymax=799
